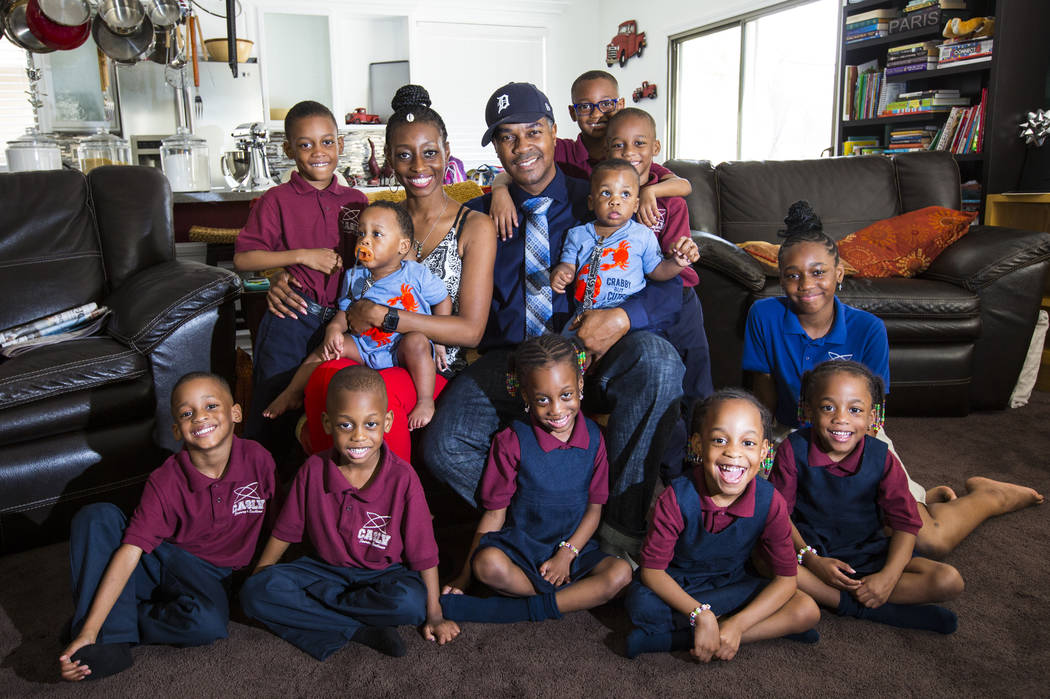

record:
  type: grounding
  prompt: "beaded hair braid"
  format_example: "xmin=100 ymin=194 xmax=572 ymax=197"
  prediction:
xmin=776 ymin=200 xmax=841 ymax=267
xmin=506 ymin=334 xmax=586 ymax=397
xmin=798 ymin=359 xmax=886 ymax=433
xmin=386 ymin=84 xmax=449 ymax=143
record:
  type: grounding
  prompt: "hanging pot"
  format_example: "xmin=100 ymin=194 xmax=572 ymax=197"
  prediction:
xmin=140 ymin=0 xmax=179 ymax=29
xmin=37 ymin=0 xmax=90 ymax=26
xmin=2 ymin=0 xmax=55 ymax=52
xmin=97 ymin=0 xmax=143 ymax=35
xmin=25 ymin=0 xmax=89 ymax=50
xmin=92 ymin=13 xmax=153 ymax=64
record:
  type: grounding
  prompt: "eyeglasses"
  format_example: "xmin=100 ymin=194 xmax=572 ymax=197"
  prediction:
xmin=572 ymin=99 xmax=619 ymax=116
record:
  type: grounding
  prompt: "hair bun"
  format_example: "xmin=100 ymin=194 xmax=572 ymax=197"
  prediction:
xmin=779 ymin=200 xmax=822 ymax=238
xmin=391 ymin=84 xmax=432 ymax=113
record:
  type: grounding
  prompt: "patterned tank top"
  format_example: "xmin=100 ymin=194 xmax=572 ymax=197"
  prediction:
xmin=419 ymin=204 xmax=468 ymax=375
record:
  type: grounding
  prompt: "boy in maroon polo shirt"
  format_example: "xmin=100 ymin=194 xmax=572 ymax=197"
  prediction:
xmin=234 ymin=100 xmax=369 ymax=467
xmin=59 ymin=373 xmax=277 ymax=682
xmin=240 ymin=365 xmax=459 ymax=660
xmin=488 ymin=70 xmax=692 ymax=238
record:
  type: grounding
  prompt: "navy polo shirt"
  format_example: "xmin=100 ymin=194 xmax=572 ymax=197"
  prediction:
xmin=741 ymin=297 xmax=890 ymax=427
xmin=467 ymin=166 xmax=682 ymax=350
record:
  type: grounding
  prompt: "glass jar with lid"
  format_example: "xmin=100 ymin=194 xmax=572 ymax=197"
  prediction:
xmin=5 ymin=128 xmax=63 ymax=172
xmin=160 ymin=127 xmax=210 ymax=192
xmin=76 ymin=128 xmax=131 ymax=174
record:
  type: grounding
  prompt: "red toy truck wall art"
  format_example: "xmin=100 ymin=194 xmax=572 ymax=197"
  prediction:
xmin=606 ymin=20 xmax=646 ymax=67
xmin=632 ymin=81 xmax=657 ymax=102
xmin=346 ymin=107 xmax=381 ymax=124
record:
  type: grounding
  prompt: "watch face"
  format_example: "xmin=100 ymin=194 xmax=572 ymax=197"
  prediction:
xmin=383 ymin=308 xmax=399 ymax=332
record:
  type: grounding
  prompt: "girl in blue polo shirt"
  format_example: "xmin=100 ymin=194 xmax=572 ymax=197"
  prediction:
xmin=742 ymin=200 xmax=1042 ymax=560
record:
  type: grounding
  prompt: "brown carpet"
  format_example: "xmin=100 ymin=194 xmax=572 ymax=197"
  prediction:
xmin=3 ymin=394 xmax=1049 ymax=697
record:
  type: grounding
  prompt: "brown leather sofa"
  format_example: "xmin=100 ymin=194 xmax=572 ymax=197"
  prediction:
xmin=0 ymin=167 xmax=242 ymax=553
xmin=667 ymin=151 xmax=1050 ymax=416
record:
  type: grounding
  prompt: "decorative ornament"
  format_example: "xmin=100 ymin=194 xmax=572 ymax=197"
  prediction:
xmin=406 ymin=112 xmax=415 ymax=122
xmin=632 ymin=81 xmax=657 ymax=102
xmin=1018 ymin=109 xmax=1050 ymax=148
xmin=505 ymin=372 xmax=519 ymax=396
xmin=606 ymin=19 xmax=646 ymax=68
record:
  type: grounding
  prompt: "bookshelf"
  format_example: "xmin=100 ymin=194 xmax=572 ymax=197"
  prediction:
xmin=836 ymin=0 xmax=1050 ymax=214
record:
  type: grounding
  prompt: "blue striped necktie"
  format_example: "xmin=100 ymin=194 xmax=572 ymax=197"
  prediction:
xmin=522 ymin=196 xmax=554 ymax=337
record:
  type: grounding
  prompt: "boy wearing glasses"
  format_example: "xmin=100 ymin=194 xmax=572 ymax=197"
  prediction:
xmin=489 ymin=70 xmax=691 ymax=238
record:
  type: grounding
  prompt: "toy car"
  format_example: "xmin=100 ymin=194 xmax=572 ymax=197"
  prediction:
xmin=346 ymin=107 xmax=381 ymax=124
xmin=607 ymin=20 xmax=646 ymax=67
xmin=632 ymin=81 xmax=657 ymax=102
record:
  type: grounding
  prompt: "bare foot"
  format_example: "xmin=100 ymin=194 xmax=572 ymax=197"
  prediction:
xmin=407 ymin=399 xmax=435 ymax=431
xmin=964 ymin=476 xmax=1044 ymax=513
xmin=926 ymin=485 xmax=958 ymax=504
xmin=263 ymin=389 xmax=303 ymax=419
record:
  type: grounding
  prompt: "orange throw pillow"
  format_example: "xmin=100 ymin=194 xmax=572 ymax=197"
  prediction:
xmin=738 ymin=240 xmax=858 ymax=277
xmin=837 ymin=206 xmax=976 ymax=278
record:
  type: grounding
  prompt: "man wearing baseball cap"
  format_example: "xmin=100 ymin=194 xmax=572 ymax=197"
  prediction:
xmin=423 ymin=81 xmax=685 ymax=560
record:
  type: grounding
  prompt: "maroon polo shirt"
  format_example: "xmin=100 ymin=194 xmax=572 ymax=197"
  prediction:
xmin=479 ymin=417 xmax=609 ymax=511
xmin=123 ymin=437 xmax=277 ymax=569
xmin=640 ymin=473 xmax=796 ymax=576
xmin=272 ymin=445 xmax=439 ymax=571
xmin=235 ymin=171 xmax=368 ymax=307
xmin=554 ymin=134 xmax=675 ymax=183
xmin=771 ymin=437 xmax=922 ymax=536
xmin=641 ymin=169 xmax=698 ymax=287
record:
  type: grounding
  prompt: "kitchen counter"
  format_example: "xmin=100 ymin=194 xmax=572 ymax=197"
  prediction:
xmin=172 ymin=189 xmax=262 ymax=204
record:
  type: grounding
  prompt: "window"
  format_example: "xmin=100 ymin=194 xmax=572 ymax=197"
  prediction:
xmin=670 ymin=0 xmax=839 ymax=163
xmin=0 ymin=42 xmax=35 ymax=169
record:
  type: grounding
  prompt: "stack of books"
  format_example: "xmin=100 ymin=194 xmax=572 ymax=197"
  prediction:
xmin=960 ymin=180 xmax=982 ymax=221
xmin=845 ymin=8 xmax=895 ymax=43
xmin=881 ymin=89 xmax=969 ymax=115
xmin=931 ymin=88 xmax=988 ymax=153
xmin=842 ymin=60 xmax=884 ymax=121
xmin=885 ymin=125 xmax=940 ymax=153
xmin=903 ymin=0 xmax=967 ymax=11
xmin=842 ymin=137 xmax=882 ymax=156
xmin=0 ymin=302 xmax=111 ymax=357
xmin=886 ymin=41 xmax=939 ymax=76
xmin=938 ymin=37 xmax=994 ymax=68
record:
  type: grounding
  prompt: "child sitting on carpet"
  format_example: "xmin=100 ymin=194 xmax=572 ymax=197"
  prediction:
xmin=742 ymin=200 xmax=1043 ymax=558
xmin=771 ymin=360 xmax=963 ymax=633
xmin=440 ymin=334 xmax=633 ymax=624
xmin=264 ymin=201 xmax=452 ymax=430
xmin=625 ymin=389 xmax=819 ymax=660
xmin=241 ymin=365 xmax=458 ymax=659
xmin=59 ymin=373 xmax=277 ymax=681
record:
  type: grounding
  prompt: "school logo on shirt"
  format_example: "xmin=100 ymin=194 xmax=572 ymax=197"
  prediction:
xmin=828 ymin=351 xmax=854 ymax=361
xmin=358 ymin=512 xmax=392 ymax=549
xmin=231 ymin=482 xmax=266 ymax=516
xmin=650 ymin=207 xmax=667 ymax=234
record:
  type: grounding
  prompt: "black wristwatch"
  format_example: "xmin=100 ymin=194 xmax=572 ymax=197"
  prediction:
xmin=381 ymin=307 xmax=400 ymax=333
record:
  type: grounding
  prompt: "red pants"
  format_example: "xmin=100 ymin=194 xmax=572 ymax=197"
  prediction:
xmin=301 ymin=359 xmax=447 ymax=463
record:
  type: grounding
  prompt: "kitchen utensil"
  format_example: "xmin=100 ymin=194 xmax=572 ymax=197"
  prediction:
xmin=92 ymin=13 xmax=153 ymax=64
xmin=189 ymin=14 xmax=202 ymax=117
xmin=98 ymin=0 xmax=144 ymax=35
xmin=37 ymin=0 xmax=90 ymax=26
xmin=25 ymin=0 xmax=89 ymax=50
xmin=220 ymin=148 xmax=250 ymax=189
xmin=224 ymin=0 xmax=235 ymax=77
xmin=140 ymin=0 xmax=179 ymax=28
xmin=160 ymin=126 xmax=210 ymax=191
xmin=2 ymin=0 xmax=55 ymax=52
xmin=202 ymin=37 xmax=251 ymax=62
xmin=76 ymin=127 xmax=131 ymax=173
xmin=6 ymin=127 xmax=62 ymax=171
xmin=229 ymin=122 xmax=276 ymax=191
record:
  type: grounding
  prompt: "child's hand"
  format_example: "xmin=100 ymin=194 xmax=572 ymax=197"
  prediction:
xmin=58 ymin=635 xmax=95 ymax=682
xmin=434 ymin=344 xmax=448 ymax=372
xmin=807 ymin=554 xmax=861 ymax=591
xmin=637 ymin=187 xmax=661 ymax=229
xmin=855 ymin=569 xmax=897 ymax=608
xmin=490 ymin=187 xmax=519 ymax=240
xmin=715 ymin=618 xmax=743 ymax=661
xmin=669 ymin=236 xmax=700 ymax=267
xmin=539 ymin=548 xmax=574 ymax=587
xmin=299 ymin=248 xmax=343 ymax=274
xmin=690 ymin=609 xmax=720 ymax=663
xmin=422 ymin=616 xmax=461 ymax=645
xmin=323 ymin=326 xmax=345 ymax=360
xmin=550 ymin=263 xmax=575 ymax=294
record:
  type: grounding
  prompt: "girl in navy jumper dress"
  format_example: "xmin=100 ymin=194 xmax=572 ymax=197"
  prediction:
xmin=771 ymin=360 xmax=963 ymax=633
xmin=440 ymin=334 xmax=633 ymax=624
xmin=625 ymin=389 xmax=819 ymax=660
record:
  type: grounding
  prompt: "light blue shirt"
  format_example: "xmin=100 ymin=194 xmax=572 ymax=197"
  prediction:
xmin=559 ymin=219 xmax=664 ymax=309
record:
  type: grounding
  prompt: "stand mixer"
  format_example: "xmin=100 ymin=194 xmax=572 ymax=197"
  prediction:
xmin=220 ymin=123 xmax=276 ymax=191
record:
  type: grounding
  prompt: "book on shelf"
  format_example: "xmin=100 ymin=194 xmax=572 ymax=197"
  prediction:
xmin=876 ymin=79 xmax=904 ymax=116
xmin=845 ymin=60 xmax=881 ymax=121
xmin=847 ymin=23 xmax=889 ymax=38
xmin=885 ymin=97 xmax=969 ymax=111
xmin=846 ymin=8 xmax=899 ymax=24
xmin=843 ymin=138 xmax=880 ymax=156
xmin=904 ymin=0 xmax=967 ymax=11
xmin=846 ymin=17 xmax=889 ymax=31
xmin=887 ymin=40 xmax=939 ymax=55
xmin=886 ymin=61 xmax=937 ymax=76
xmin=847 ymin=30 xmax=890 ymax=44
xmin=937 ymin=54 xmax=993 ymax=68
xmin=938 ymin=38 xmax=994 ymax=63
xmin=897 ymin=88 xmax=960 ymax=100
xmin=887 ymin=51 xmax=936 ymax=65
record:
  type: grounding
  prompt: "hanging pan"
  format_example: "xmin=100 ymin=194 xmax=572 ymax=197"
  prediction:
xmin=25 ymin=0 xmax=90 ymax=50
xmin=2 ymin=0 xmax=55 ymax=52
xmin=37 ymin=0 xmax=90 ymax=26
xmin=92 ymin=13 xmax=154 ymax=64
xmin=97 ymin=0 xmax=144 ymax=35
xmin=141 ymin=0 xmax=179 ymax=29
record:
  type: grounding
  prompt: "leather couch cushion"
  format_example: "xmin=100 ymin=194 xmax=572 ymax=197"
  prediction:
xmin=838 ymin=207 xmax=976 ymax=278
xmin=716 ymin=156 xmax=901 ymax=244
xmin=664 ymin=159 xmax=718 ymax=234
xmin=893 ymin=151 xmax=962 ymax=211
xmin=0 ymin=337 xmax=148 ymax=411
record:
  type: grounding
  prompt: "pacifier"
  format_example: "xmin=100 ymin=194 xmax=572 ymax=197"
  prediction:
xmin=355 ymin=245 xmax=374 ymax=262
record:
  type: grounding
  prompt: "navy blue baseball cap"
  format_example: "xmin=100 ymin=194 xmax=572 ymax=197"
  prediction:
xmin=480 ymin=82 xmax=556 ymax=147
